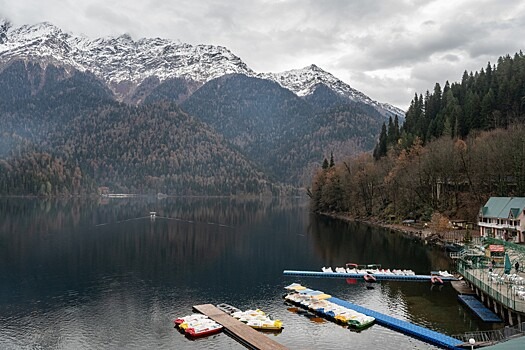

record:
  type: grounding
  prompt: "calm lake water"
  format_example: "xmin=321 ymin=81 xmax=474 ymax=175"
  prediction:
xmin=0 ymin=197 xmax=498 ymax=349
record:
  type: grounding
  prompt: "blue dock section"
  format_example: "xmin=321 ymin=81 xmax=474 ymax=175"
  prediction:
xmin=328 ymin=297 xmax=464 ymax=349
xmin=283 ymin=270 xmax=457 ymax=282
xmin=457 ymin=295 xmax=502 ymax=322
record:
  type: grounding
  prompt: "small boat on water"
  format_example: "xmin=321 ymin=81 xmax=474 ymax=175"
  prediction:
xmin=239 ymin=311 xmax=282 ymax=331
xmin=245 ymin=318 xmax=283 ymax=331
xmin=284 ymin=283 xmax=375 ymax=330
xmin=437 ymin=270 xmax=454 ymax=278
xmin=363 ymin=274 xmax=376 ymax=289
xmin=342 ymin=263 xmax=415 ymax=276
xmin=185 ymin=320 xmax=223 ymax=338
xmin=431 ymin=275 xmax=444 ymax=285
xmin=216 ymin=303 xmax=241 ymax=315
xmin=226 ymin=306 xmax=284 ymax=332
xmin=174 ymin=313 xmax=208 ymax=327
xmin=174 ymin=313 xmax=224 ymax=338
xmin=335 ymin=312 xmax=376 ymax=330
xmin=363 ymin=274 xmax=376 ymax=283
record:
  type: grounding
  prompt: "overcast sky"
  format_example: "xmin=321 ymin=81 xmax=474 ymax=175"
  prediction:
xmin=1 ymin=0 xmax=525 ymax=110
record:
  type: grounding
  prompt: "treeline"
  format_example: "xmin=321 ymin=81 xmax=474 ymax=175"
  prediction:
xmin=374 ymin=51 xmax=525 ymax=159
xmin=311 ymin=125 xmax=525 ymax=221
xmin=0 ymin=151 xmax=93 ymax=196
xmin=314 ymin=51 xmax=525 ymax=221
xmin=0 ymin=102 xmax=284 ymax=196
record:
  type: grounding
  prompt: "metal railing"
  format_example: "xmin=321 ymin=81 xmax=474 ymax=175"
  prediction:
xmin=457 ymin=262 xmax=525 ymax=313
xmin=478 ymin=222 xmax=521 ymax=230
xmin=454 ymin=323 xmax=525 ymax=344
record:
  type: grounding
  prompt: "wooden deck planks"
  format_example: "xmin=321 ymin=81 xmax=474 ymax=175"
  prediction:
xmin=451 ymin=280 xmax=475 ymax=294
xmin=193 ymin=304 xmax=288 ymax=350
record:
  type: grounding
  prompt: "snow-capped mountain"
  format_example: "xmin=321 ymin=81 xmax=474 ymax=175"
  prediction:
xmin=0 ymin=19 xmax=254 ymax=98
xmin=260 ymin=64 xmax=405 ymax=118
xmin=0 ymin=19 xmax=404 ymax=116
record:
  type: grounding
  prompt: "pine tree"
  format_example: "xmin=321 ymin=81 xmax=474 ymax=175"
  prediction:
xmin=387 ymin=116 xmax=395 ymax=144
xmin=393 ymin=115 xmax=400 ymax=142
xmin=373 ymin=123 xmax=388 ymax=160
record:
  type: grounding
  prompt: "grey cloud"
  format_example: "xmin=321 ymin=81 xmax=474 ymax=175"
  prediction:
xmin=442 ymin=54 xmax=460 ymax=62
xmin=84 ymin=4 xmax=139 ymax=37
xmin=348 ymin=71 xmax=413 ymax=110
xmin=2 ymin=0 xmax=525 ymax=110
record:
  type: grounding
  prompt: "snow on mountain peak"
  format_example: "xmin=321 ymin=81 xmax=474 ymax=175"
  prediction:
xmin=0 ymin=21 xmax=255 ymax=89
xmin=0 ymin=19 xmax=11 ymax=44
xmin=0 ymin=20 xmax=404 ymax=116
xmin=260 ymin=65 xmax=405 ymax=118
xmin=0 ymin=18 xmax=12 ymax=30
xmin=260 ymin=64 xmax=343 ymax=97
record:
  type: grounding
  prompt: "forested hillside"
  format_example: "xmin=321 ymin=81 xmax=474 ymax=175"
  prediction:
xmin=0 ymin=60 xmax=385 ymax=196
xmin=0 ymin=60 xmax=281 ymax=196
xmin=0 ymin=20 xmax=404 ymax=197
xmin=312 ymin=52 xmax=525 ymax=222
xmin=181 ymin=74 xmax=384 ymax=184
xmin=374 ymin=52 xmax=525 ymax=159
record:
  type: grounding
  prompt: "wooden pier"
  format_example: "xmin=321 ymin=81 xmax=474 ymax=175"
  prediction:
xmin=451 ymin=280 xmax=476 ymax=295
xmin=193 ymin=304 xmax=288 ymax=350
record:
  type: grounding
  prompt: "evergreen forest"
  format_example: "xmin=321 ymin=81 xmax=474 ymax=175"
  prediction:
xmin=0 ymin=60 xmax=385 ymax=196
xmin=311 ymin=52 xmax=525 ymax=222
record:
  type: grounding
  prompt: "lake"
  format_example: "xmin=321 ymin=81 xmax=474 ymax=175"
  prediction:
xmin=0 ymin=197 xmax=497 ymax=349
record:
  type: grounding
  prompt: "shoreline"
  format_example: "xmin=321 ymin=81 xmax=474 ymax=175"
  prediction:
xmin=320 ymin=212 xmax=472 ymax=248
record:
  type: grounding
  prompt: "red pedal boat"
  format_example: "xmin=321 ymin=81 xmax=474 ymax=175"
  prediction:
xmin=363 ymin=274 xmax=377 ymax=282
xmin=185 ymin=321 xmax=223 ymax=338
xmin=174 ymin=313 xmax=207 ymax=327
xmin=430 ymin=275 xmax=444 ymax=285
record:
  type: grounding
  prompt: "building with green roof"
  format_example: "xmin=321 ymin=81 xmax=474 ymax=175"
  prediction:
xmin=479 ymin=197 xmax=525 ymax=243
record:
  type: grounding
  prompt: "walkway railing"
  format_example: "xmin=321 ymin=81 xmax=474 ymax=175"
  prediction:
xmin=457 ymin=262 xmax=525 ymax=313
xmin=453 ymin=322 xmax=525 ymax=343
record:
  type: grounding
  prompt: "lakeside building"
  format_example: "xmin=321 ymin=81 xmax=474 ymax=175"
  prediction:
xmin=478 ymin=197 xmax=525 ymax=244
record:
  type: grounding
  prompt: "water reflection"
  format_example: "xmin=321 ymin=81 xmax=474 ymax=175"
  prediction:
xmin=0 ymin=197 xmax=496 ymax=349
xmin=308 ymin=215 xmax=451 ymax=273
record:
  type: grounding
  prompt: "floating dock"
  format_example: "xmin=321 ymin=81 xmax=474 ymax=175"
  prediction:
xmin=192 ymin=304 xmax=288 ymax=350
xmin=283 ymin=270 xmax=458 ymax=282
xmin=457 ymin=295 xmax=502 ymax=322
xmin=327 ymin=297 xmax=464 ymax=349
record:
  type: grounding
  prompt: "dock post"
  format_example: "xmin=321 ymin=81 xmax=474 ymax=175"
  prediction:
xmin=508 ymin=308 xmax=514 ymax=326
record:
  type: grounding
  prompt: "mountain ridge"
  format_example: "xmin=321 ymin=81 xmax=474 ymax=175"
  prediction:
xmin=260 ymin=64 xmax=404 ymax=117
xmin=0 ymin=61 xmax=281 ymax=196
xmin=0 ymin=19 xmax=404 ymax=116
xmin=0 ymin=19 xmax=403 ymax=196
